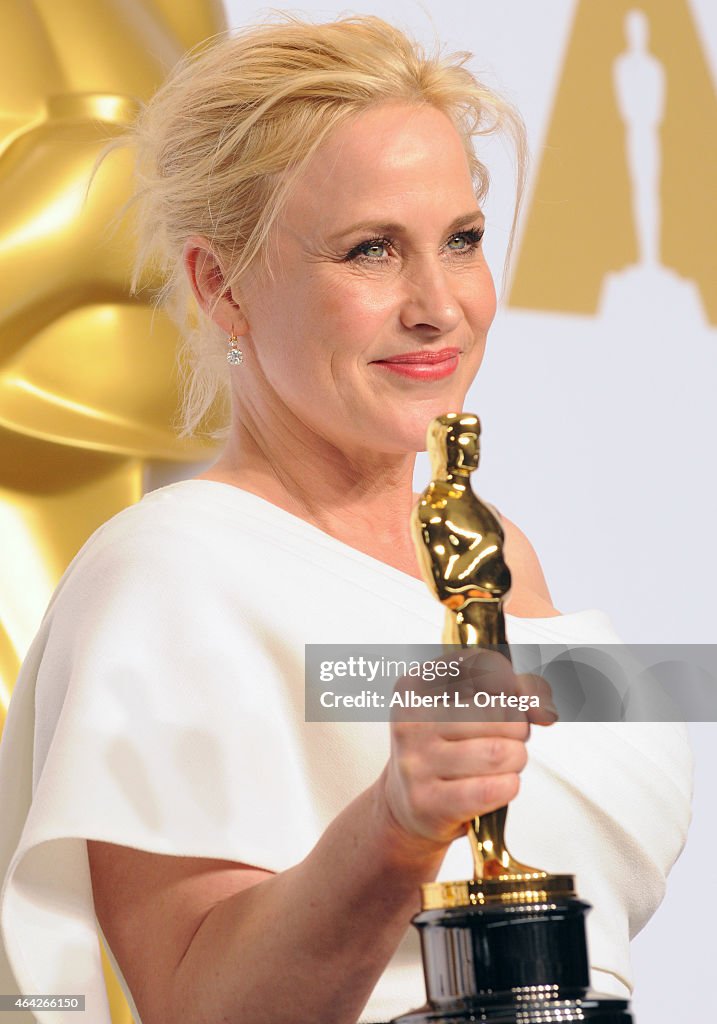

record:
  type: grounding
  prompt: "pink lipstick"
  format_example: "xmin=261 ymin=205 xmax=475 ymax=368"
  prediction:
xmin=372 ymin=348 xmax=460 ymax=381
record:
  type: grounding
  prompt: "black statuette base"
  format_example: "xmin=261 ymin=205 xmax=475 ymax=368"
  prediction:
xmin=392 ymin=994 xmax=631 ymax=1023
xmin=391 ymin=895 xmax=632 ymax=1024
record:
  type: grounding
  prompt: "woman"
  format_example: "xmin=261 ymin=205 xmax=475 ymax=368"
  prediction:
xmin=0 ymin=14 xmax=692 ymax=1024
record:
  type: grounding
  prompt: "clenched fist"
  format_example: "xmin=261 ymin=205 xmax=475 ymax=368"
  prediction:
xmin=382 ymin=650 xmax=556 ymax=847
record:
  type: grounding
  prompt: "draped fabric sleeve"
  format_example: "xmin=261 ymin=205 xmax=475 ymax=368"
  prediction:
xmin=504 ymin=612 xmax=694 ymax=997
xmin=0 ymin=506 xmax=320 ymax=1024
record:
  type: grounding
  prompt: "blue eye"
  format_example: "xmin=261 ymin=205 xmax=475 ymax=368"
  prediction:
xmin=363 ymin=241 xmax=388 ymax=258
xmin=447 ymin=227 xmax=485 ymax=251
xmin=345 ymin=237 xmax=391 ymax=261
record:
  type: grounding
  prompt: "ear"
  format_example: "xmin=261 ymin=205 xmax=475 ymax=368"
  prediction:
xmin=182 ymin=236 xmax=251 ymax=336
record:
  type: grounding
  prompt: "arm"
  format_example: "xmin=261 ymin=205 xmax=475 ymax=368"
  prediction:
xmin=89 ymin=715 xmax=537 ymax=1024
xmin=90 ymin=778 xmax=441 ymax=1024
xmin=501 ymin=514 xmax=559 ymax=616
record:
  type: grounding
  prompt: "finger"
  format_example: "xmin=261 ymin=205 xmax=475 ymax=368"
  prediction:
xmin=434 ymin=719 xmax=531 ymax=742
xmin=516 ymin=672 xmax=559 ymax=725
xmin=436 ymin=772 xmax=522 ymax=821
xmin=454 ymin=654 xmax=553 ymax=723
xmin=428 ymin=736 xmax=528 ymax=780
xmin=456 ymin=648 xmax=514 ymax=692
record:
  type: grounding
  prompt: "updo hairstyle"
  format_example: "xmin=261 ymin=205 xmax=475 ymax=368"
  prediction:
xmin=123 ymin=13 xmax=526 ymax=437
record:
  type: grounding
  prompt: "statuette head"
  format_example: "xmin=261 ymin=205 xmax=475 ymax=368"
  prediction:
xmin=427 ymin=413 xmax=482 ymax=477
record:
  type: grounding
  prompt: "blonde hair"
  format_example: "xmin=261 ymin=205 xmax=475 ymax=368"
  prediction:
xmin=123 ymin=12 xmax=527 ymax=438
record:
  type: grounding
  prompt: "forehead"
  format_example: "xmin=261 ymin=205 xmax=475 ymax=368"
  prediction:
xmin=286 ymin=103 xmax=476 ymax=228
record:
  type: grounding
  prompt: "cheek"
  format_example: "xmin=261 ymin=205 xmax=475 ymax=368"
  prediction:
xmin=471 ymin=267 xmax=497 ymax=329
xmin=318 ymin=273 xmax=396 ymax=337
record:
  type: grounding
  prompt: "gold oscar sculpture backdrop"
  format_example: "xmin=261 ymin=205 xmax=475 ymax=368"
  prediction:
xmin=0 ymin=3 xmax=226 ymax=1022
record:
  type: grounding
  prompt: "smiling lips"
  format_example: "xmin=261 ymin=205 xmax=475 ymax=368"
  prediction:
xmin=372 ymin=347 xmax=460 ymax=381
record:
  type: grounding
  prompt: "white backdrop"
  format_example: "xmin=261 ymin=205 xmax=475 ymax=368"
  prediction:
xmin=216 ymin=2 xmax=716 ymax=1018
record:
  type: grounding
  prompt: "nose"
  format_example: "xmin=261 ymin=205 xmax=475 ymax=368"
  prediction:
xmin=398 ymin=257 xmax=462 ymax=336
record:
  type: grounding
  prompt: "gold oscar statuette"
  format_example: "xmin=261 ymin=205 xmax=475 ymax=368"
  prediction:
xmin=390 ymin=412 xmax=633 ymax=1024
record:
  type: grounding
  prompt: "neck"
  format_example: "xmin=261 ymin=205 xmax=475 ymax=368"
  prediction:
xmin=199 ymin=402 xmax=423 ymax=577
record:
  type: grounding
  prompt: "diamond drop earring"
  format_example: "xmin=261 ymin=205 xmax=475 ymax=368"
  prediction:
xmin=226 ymin=330 xmax=243 ymax=366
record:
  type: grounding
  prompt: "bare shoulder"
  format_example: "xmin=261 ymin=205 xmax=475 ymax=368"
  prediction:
xmin=499 ymin=513 xmax=561 ymax=617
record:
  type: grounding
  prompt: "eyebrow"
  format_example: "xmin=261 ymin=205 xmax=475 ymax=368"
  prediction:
xmin=328 ymin=209 xmax=484 ymax=243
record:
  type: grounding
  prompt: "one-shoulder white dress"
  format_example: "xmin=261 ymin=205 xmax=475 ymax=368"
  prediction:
xmin=0 ymin=481 xmax=693 ymax=1023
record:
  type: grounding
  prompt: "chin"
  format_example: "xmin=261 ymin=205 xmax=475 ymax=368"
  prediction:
xmin=377 ymin=396 xmax=469 ymax=454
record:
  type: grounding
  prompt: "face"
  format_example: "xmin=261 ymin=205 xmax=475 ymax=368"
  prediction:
xmin=234 ymin=103 xmax=497 ymax=456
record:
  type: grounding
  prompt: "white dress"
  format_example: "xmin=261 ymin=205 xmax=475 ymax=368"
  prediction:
xmin=0 ymin=481 xmax=693 ymax=1023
